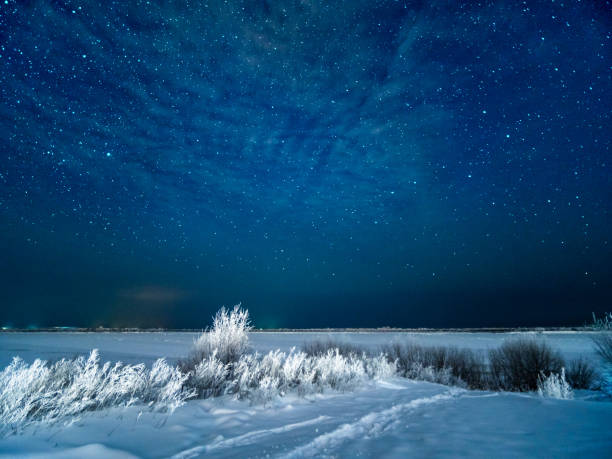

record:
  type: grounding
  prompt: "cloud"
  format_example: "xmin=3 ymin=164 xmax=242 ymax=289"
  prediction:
xmin=118 ymin=286 xmax=189 ymax=304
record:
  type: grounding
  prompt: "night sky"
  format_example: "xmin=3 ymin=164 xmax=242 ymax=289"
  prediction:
xmin=1 ymin=1 xmax=610 ymax=329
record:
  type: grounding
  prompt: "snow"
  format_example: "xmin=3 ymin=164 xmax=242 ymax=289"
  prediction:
xmin=0 ymin=330 xmax=600 ymax=368
xmin=0 ymin=377 xmax=610 ymax=458
xmin=0 ymin=331 xmax=610 ymax=457
xmin=16 ymin=444 xmax=139 ymax=459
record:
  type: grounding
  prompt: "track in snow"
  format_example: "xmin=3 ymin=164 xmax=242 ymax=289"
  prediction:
xmin=280 ymin=389 xmax=465 ymax=458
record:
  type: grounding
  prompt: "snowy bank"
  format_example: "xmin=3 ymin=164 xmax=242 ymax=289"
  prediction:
xmin=0 ymin=378 xmax=610 ymax=458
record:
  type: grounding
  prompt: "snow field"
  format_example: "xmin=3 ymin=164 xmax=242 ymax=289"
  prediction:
xmin=1 ymin=377 xmax=610 ymax=458
xmin=0 ymin=307 xmax=610 ymax=457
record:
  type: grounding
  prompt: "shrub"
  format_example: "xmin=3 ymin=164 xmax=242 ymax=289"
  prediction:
xmin=180 ymin=304 xmax=252 ymax=371
xmin=592 ymin=333 xmax=612 ymax=365
xmin=592 ymin=333 xmax=612 ymax=395
xmin=565 ymin=357 xmax=597 ymax=389
xmin=489 ymin=339 xmax=564 ymax=391
xmin=537 ymin=368 xmax=573 ymax=399
xmin=381 ymin=342 xmax=486 ymax=389
xmin=186 ymin=347 xmax=395 ymax=403
xmin=0 ymin=350 xmax=193 ymax=434
xmin=302 ymin=339 xmax=367 ymax=358
xmin=178 ymin=307 xmax=397 ymax=402
xmin=444 ymin=346 xmax=488 ymax=389
xmin=190 ymin=351 xmax=228 ymax=398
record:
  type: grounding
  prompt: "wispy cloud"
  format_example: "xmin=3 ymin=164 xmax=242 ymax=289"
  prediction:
xmin=118 ymin=286 xmax=189 ymax=304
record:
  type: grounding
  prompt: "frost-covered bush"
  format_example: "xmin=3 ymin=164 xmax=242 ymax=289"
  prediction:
xmin=187 ymin=347 xmax=395 ymax=404
xmin=178 ymin=306 xmax=398 ymax=403
xmin=312 ymin=349 xmax=366 ymax=389
xmin=381 ymin=342 xmax=486 ymax=389
xmin=281 ymin=350 xmax=316 ymax=392
xmin=188 ymin=305 xmax=252 ymax=367
xmin=489 ymin=339 xmax=564 ymax=392
xmin=0 ymin=350 xmax=192 ymax=434
xmin=537 ymin=368 xmax=573 ymax=399
xmin=190 ymin=351 xmax=228 ymax=398
xmin=364 ymin=352 xmax=397 ymax=380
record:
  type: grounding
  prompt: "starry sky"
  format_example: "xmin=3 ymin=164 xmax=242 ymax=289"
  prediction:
xmin=1 ymin=0 xmax=610 ymax=329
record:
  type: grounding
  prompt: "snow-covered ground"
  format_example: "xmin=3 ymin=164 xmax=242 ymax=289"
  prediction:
xmin=0 ymin=330 xmax=600 ymax=368
xmin=0 ymin=332 xmax=610 ymax=458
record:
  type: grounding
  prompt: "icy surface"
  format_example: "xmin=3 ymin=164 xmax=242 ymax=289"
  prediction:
xmin=0 ymin=332 xmax=610 ymax=457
